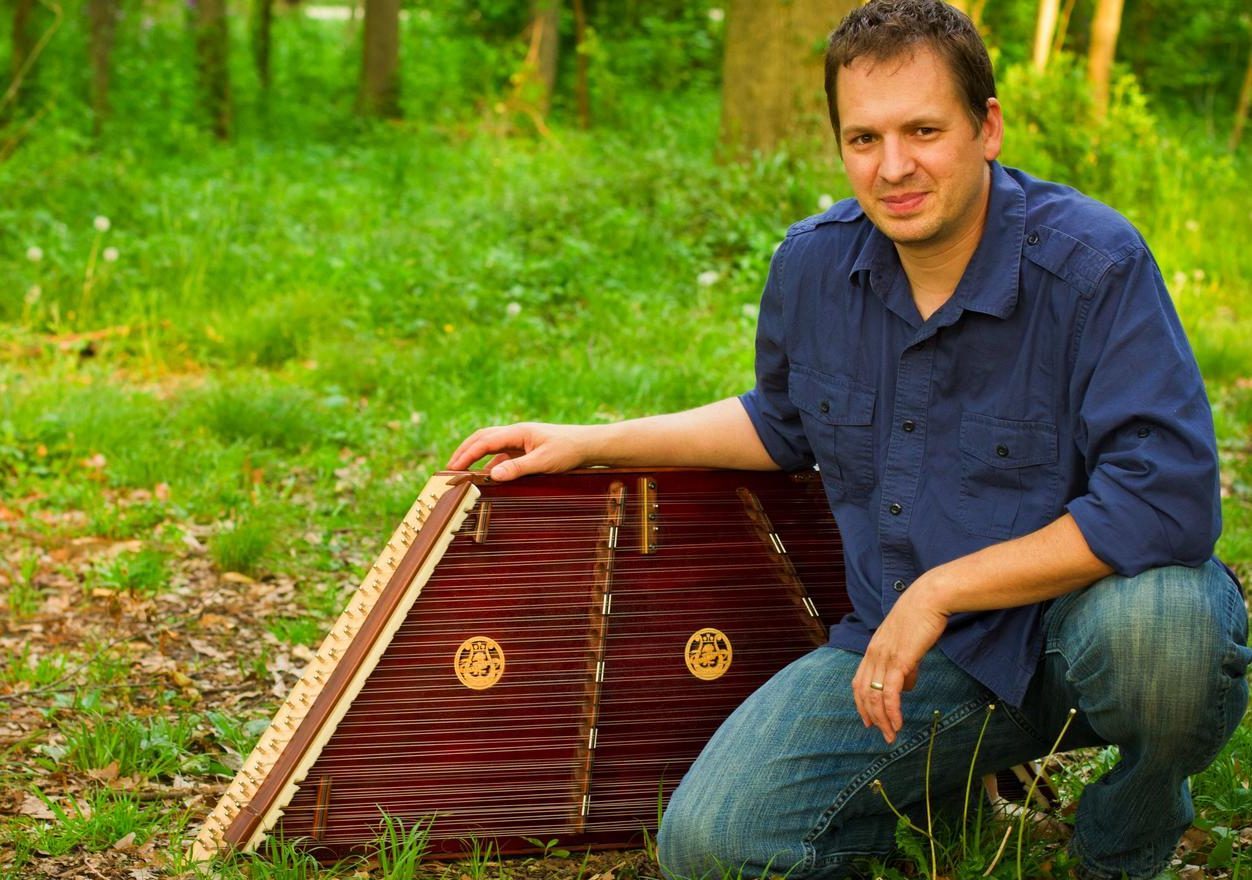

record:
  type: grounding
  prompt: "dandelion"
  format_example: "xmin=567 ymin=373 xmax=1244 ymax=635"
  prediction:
xmin=697 ymin=270 xmax=720 ymax=287
xmin=1184 ymin=219 xmax=1199 ymax=233
xmin=740 ymin=303 xmax=759 ymax=320
xmin=103 ymin=247 xmax=119 ymax=263
xmin=708 ymin=7 xmax=724 ymax=22
xmin=505 ymin=301 xmax=522 ymax=318
xmin=94 ymin=215 xmax=111 ymax=232
xmin=25 ymin=246 xmax=43 ymax=262
xmin=1193 ymin=268 xmax=1206 ymax=282
xmin=818 ymin=193 xmax=835 ymax=211
xmin=1171 ymin=270 xmax=1187 ymax=291
xmin=24 ymin=285 xmax=41 ymax=304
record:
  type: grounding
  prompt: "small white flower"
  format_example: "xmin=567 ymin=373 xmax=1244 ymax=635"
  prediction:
xmin=708 ymin=7 xmax=724 ymax=22
xmin=94 ymin=215 xmax=111 ymax=232
xmin=1171 ymin=271 xmax=1187 ymax=291
xmin=24 ymin=285 xmax=41 ymax=304
xmin=1193 ymin=268 xmax=1206 ymax=282
xmin=741 ymin=303 xmax=759 ymax=320
xmin=697 ymin=270 xmax=720 ymax=287
xmin=102 ymin=246 xmax=119 ymax=263
xmin=26 ymin=246 xmax=43 ymax=262
xmin=818 ymin=193 xmax=835 ymax=211
xmin=1184 ymin=219 xmax=1199 ymax=233
xmin=505 ymin=301 xmax=522 ymax=318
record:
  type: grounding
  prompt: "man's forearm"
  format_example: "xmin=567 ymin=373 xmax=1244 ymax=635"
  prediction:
xmin=586 ymin=397 xmax=779 ymax=471
xmin=446 ymin=397 xmax=779 ymax=479
xmin=916 ymin=513 xmax=1115 ymax=615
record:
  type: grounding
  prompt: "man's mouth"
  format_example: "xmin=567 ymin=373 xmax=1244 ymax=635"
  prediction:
xmin=880 ymin=192 xmax=927 ymax=214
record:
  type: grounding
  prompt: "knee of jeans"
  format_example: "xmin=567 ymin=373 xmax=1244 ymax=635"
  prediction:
xmin=658 ymin=786 xmax=800 ymax=880
xmin=1061 ymin=565 xmax=1249 ymax=739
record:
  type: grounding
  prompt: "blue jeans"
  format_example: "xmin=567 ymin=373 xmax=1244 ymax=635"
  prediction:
xmin=657 ymin=561 xmax=1251 ymax=880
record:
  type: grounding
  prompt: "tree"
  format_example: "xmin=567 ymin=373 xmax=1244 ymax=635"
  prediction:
xmin=1032 ymin=0 xmax=1060 ymax=70
xmin=253 ymin=0 xmax=275 ymax=94
xmin=720 ymin=0 xmax=858 ymax=158
xmin=359 ymin=0 xmax=401 ymax=117
xmin=88 ymin=0 xmax=119 ymax=135
xmin=194 ymin=0 xmax=233 ymax=139
xmin=1087 ymin=0 xmax=1124 ymax=119
xmin=530 ymin=0 xmax=559 ymax=116
xmin=1233 ymin=42 xmax=1252 ymax=150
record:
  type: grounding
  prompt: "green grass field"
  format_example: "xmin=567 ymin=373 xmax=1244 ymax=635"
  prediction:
xmin=2 ymin=39 xmax=1252 ymax=879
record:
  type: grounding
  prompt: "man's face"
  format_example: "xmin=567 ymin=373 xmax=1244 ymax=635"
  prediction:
xmin=835 ymin=47 xmax=1003 ymax=255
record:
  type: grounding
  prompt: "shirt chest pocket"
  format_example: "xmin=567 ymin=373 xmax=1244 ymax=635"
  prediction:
xmin=959 ymin=412 xmax=1060 ymax=540
xmin=788 ymin=367 xmax=877 ymax=502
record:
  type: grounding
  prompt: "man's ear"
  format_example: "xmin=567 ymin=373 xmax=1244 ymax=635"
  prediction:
xmin=982 ymin=97 xmax=1004 ymax=162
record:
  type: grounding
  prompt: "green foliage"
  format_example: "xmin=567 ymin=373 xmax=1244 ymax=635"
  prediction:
xmin=375 ymin=811 xmax=433 ymax=879
xmin=210 ymin=514 xmax=274 ymax=576
xmin=58 ymin=712 xmax=205 ymax=779
xmin=223 ymin=835 xmax=332 ymax=880
xmin=91 ymin=548 xmax=169 ymax=596
xmin=266 ymin=615 xmax=324 ymax=647
xmin=22 ymin=787 xmax=159 ymax=856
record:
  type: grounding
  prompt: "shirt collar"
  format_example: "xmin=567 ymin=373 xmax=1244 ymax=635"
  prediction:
xmin=848 ymin=161 xmax=1025 ymax=321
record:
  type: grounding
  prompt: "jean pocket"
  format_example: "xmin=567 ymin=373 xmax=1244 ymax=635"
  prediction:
xmin=788 ymin=366 xmax=876 ymax=502
xmin=959 ymin=412 xmax=1059 ymax=540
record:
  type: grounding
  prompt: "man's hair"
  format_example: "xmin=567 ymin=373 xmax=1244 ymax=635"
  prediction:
xmin=824 ymin=0 xmax=996 ymax=137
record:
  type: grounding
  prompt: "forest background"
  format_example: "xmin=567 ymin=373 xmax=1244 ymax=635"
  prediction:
xmin=2 ymin=0 xmax=1252 ymax=878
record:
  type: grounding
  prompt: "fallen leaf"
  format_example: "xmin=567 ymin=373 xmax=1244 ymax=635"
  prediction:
xmin=189 ymin=638 xmax=228 ymax=660
xmin=19 ymin=793 xmax=55 ymax=819
xmin=222 ymin=572 xmax=255 ymax=585
xmin=112 ymin=831 xmax=137 ymax=850
xmin=87 ymin=761 xmax=120 ymax=783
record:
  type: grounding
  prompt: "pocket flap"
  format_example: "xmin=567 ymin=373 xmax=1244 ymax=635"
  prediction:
xmin=788 ymin=367 xmax=876 ymax=426
xmin=960 ymin=412 xmax=1058 ymax=469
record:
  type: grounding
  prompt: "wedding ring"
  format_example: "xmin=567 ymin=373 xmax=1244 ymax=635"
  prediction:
xmin=869 ymin=681 xmax=885 ymax=691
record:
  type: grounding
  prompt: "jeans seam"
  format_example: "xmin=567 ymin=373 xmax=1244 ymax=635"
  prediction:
xmin=801 ymin=696 xmax=989 ymax=871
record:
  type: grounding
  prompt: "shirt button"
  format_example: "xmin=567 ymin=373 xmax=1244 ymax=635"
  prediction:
xmin=819 ymin=400 xmax=830 ymax=413
xmin=892 ymin=579 xmax=906 ymax=592
xmin=902 ymin=419 xmax=916 ymax=433
xmin=889 ymin=502 xmax=903 ymax=515
xmin=1137 ymin=427 xmax=1151 ymax=438
xmin=1027 ymin=231 xmax=1040 ymax=245
xmin=996 ymin=444 xmax=1009 ymax=457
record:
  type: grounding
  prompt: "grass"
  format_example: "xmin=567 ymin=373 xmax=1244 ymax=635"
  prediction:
xmin=0 ymin=11 xmax=1249 ymax=879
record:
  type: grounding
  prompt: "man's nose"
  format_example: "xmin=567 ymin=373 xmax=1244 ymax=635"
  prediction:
xmin=878 ymin=137 xmax=916 ymax=183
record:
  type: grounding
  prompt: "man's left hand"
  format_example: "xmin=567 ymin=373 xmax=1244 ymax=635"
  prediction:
xmin=852 ymin=578 xmax=951 ymax=744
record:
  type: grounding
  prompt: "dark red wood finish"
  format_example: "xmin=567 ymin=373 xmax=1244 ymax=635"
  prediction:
xmin=277 ymin=469 xmax=849 ymax=859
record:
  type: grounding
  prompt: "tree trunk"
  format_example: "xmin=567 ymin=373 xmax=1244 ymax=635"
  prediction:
xmin=721 ymin=0 xmax=857 ymax=158
xmin=572 ymin=0 xmax=589 ymax=129
xmin=1032 ymin=0 xmax=1060 ymax=71
xmin=359 ymin=0 xmax=401 ymax=117
xmin=530 ymin=0 xmax=560 ymax=116
xmin=1087 ymin=0 xmax=1124 ymax=120
xmin=12 ymin=0 xmax=36 ymax=84
xmin=253 ymin=0 xmax=275 ymax=92
xmin=194 ymin=0 xmax=233 ymax=139
xmin=88 ymin=0 xmax=118 ymax=136
xmin=1231 ymin=42 xmax=1252 ymax=151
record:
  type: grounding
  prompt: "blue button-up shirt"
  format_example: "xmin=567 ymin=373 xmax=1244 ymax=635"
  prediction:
xmin=740 ymin=162 xmax=1221 ymax=706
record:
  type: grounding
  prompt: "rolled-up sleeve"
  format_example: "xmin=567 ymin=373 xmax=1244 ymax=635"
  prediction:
xmin=1065 ymin=247 xmax=1221 ymax=575
xmin=738 ymin=236 xmax=815 ymax=472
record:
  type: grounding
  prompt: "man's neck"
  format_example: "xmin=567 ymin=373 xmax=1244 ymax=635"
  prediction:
xmin=896 ymin=188 xmax=991 ymax=322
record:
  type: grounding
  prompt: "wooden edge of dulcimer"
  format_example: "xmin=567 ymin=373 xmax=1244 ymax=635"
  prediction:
xmin=189 ymin=474 xmax=480 ymax=862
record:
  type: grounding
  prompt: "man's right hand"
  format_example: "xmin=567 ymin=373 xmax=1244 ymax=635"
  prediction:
xmin=446 ymin=422 xmax=599 ymax=481
xmin=445 ymin=399 xmax=779 ymax=482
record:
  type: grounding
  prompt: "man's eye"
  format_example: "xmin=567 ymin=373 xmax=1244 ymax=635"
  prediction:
xmin=916 ymin=127 xmax=937 ymax=136
xmin=851 ymin=134 xmax=875 ymax=146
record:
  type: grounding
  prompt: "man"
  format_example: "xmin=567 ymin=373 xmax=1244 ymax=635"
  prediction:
xmin=448 ymin=1 xmax=1251 ymax=877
